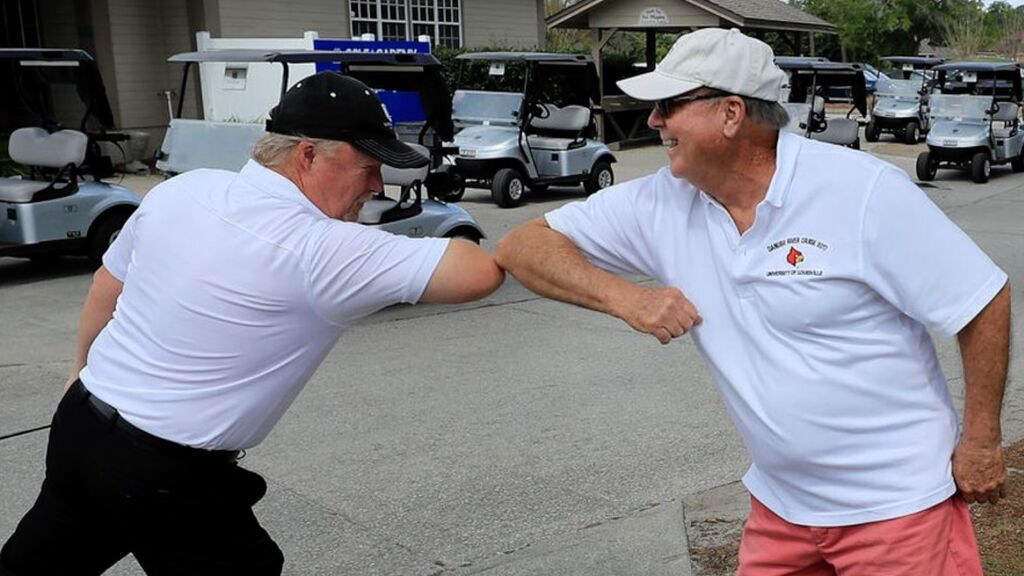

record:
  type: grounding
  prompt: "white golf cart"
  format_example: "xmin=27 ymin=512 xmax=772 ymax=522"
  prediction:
xmin=0 ymin=49 xmax=139 ymax=265
xmin=916 ymin=62 xmax=1023 ymax=184
xmin=449 ymin=52 xmax=616 ymax=208
xmin=866 ymin=56 xmax=944 ymax=144
xmin=776 ymin=59 xmax=867 ymax=150
xmin=158 ymin=49 xmax=485 ymax=241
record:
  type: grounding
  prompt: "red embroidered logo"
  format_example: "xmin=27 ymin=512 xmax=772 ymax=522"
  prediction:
xmin=786 ymin=247 xmax=804 ymax=267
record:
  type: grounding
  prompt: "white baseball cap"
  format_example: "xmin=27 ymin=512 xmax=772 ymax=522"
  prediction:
xmin=617 ymin=28 xmax=785 ymax=102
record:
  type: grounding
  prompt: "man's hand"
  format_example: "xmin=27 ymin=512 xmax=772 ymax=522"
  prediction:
xmin=615 ymin=284 xmax=702 ymax=344
xmin=952 ymin=441 xmax=1006 ymax=504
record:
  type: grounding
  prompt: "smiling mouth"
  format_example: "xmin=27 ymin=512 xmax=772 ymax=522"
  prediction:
xmin=663 ymin=138 xmax=678 ymax=149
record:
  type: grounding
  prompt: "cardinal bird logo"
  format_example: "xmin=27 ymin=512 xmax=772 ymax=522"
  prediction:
xmin=787 ymin=247 xmax=804 ymax=267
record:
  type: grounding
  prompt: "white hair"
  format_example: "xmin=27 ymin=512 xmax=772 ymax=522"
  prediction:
xmin=251 ymin=133 xmax=344 ymax=168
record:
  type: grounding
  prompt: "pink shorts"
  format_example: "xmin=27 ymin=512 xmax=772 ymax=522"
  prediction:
xmin=737 ymin=495 xmax=983 ymax=576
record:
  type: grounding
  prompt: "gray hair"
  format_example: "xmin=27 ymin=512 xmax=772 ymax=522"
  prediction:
xmin=703 ymin=89 xmax=790 ymax=130
xmin=251 ymin=133 xmax=344 ymax=167
xmin=741 ymin=97 xmax=789 ymax=130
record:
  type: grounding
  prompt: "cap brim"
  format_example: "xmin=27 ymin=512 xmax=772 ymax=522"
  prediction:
xmin=616 ymin=70 xmax=702 ymax=101
xmin=351 ymin=138 xmax=430 ymax=169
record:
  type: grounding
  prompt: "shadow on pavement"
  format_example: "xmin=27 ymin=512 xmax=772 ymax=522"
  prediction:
xmin=0 ymin=257 xmax=95 ymax=287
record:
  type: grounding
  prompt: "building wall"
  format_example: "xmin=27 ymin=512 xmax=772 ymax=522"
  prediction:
xmin=217 ymin=0 xmax=347 ymax=38
xmin=103 ymin=1 xmax=194 ymax=133
xmin=463 ymin=0 xmax=542 ymax=49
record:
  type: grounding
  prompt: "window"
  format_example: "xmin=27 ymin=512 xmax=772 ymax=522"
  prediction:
xmin=351 ymin=0 xmax=462 ymax=48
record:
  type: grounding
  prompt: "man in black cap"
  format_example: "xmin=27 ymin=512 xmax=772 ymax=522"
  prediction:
xmin=0 ymin=72 xmax=504 ymax=576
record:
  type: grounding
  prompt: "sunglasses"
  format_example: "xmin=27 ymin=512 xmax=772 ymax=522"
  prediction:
xmin=654 ymin=92 xmax=728 ymax=117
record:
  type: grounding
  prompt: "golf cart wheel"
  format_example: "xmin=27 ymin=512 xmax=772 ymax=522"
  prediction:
xmin=491 ymin=167 xmax=525 ymax=208
xmin=916 ymin=152 xmax=937 ymax=181
xmin=904 ymin=121 xmax=919 ymax=145
xmin=584 ymin=161 xmax=614 ymax=195
xmin=426 ymin=164 xmax=466 ymax=202
xmin=435 ymin=184 xmax=465 ymax=203
xmin=88 ymin=212 xmax=130 ymax=267
xmin=865 ymin=120 xmax=880 ymax=142
xmin=970 ymin=152 xmax=990 ymax=184
xmin=1012 ymin=155 xmax=1024 ymax=173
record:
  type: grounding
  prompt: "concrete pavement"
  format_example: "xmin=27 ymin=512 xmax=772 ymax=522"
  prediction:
xmin=1 ymin=138 xmax=1021 ymax=575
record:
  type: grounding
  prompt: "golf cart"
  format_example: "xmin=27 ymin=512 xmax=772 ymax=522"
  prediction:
xmin=449 ymin=52 xmax=616 ymax=208
xmin=866 ymin=57 xmax=944 ymax=144
xmin=916 ymin=62 xmax=1023 ymax=184
xmin=776 ymin=59 xmax=867 ymax=149
xmin=0 ymin=49 xmax=139 ymax=265
xmin=158 ymin=49 xmax=484 ymax=242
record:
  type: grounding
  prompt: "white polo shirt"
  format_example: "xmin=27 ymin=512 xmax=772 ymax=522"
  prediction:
xmin=546 ymin=132 xmax=1007 ymax=526
xmin=81 ymin=161 xmax=449 ymax=451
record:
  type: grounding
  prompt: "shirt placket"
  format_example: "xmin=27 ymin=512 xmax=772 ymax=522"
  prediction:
xmin=706 ymin=198 xmax=763 ymax=299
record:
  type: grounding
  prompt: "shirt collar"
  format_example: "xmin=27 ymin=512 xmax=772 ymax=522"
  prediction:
xmin=238 ymin=160 xmax=323 ymax=215
xmin=697 ymin=130 xmax=800 ymax=209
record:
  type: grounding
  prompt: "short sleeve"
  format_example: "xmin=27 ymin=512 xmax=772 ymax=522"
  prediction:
xmin=861 ymin=167 xmax=1007 ymax=337
xmin=544 ymin=175 xmax=662 ymax=278
xmin=304 ymin=223 xmax=449 ymax=326
xmin=101 ymin=207 xmax=141 ymax=281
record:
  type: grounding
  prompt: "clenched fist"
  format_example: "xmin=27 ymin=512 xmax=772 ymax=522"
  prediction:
xmin=616 ymin=285 xmax=702 ymax=344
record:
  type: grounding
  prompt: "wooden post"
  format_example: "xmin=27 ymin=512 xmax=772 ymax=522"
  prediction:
xmin=809 ymin=32 xmax=816 ymax=57
xmin=592 ymin=28 xmax=617 ymax=142
xmin=646 ymin=29 xmax=656 ymax=71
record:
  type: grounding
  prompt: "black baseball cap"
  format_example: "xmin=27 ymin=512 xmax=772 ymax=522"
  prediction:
xmin=266 ymin=71 xmax=428 ymax=168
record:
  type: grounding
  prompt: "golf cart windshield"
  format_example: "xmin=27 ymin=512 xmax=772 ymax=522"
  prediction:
xmin=875 ymin=78 xmax=922 ymax=100
xmin=452 ymin=90 xmax=523 ymax=126
xmin=929 ymin=94 xmax=993 ymax=122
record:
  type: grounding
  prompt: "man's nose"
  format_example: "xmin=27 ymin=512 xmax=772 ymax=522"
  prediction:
xmin=647 ymin=107 xmax=664 ymax=130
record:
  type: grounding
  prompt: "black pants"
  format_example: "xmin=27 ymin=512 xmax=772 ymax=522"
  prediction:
xmin=0 ymin=381 xmax=283 ymax=576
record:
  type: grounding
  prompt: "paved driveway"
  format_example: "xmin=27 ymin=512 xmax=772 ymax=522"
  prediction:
xmin=1 ymin=137 xmax=1022 ymax=575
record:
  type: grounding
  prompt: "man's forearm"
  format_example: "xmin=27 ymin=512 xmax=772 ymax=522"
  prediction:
xmin=494 ymin=219 xmax=634 ymax=317
xmin=71 ymin=266 xmax=124 ymax=382
xmin=957 ymin=282 xmax=1010 ymax=447
xmin=495 ymin=219 xmax=702 ymax=345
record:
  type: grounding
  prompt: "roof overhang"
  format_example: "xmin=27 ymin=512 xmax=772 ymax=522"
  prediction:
xmin=547 ymin=0 xmax=836 ymax=34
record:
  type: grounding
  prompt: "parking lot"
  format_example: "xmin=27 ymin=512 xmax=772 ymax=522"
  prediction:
xmin=2 ymin=136 xmax=1023 ymax=575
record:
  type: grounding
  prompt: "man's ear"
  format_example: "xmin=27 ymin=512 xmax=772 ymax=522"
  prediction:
xmin=295 ymin=141 xmax=317 ymax=170
xmin=722 ymin=97 xmax=746 ymax=138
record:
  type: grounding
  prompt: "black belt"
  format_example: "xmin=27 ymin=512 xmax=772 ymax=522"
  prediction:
xmin=73 ymin=380 xmax=240 ymax=464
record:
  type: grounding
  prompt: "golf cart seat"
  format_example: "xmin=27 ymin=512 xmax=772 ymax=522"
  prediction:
xmin=360 ymin=143 xmax=430 ymax=225
xmin=991 ymin=101 xmax=1020 ymax=138
xmin=809 ymin=118 xmax=860 ymax=146
xmin=800 ymin=96 xmax=860 ymax=146
xmin=0 ymin=128 xmax=86 ymax=203
xmin=527 ymin=104 xmax=591 ymax=150
xmin=781 ymin=102 xmax=813 ymax=133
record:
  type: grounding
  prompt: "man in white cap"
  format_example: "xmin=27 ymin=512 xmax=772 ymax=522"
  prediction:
xmin=1 ymin=72 xmax=504 ymax=576
xmin=495 ymin=28 xmax=1009 ymax=575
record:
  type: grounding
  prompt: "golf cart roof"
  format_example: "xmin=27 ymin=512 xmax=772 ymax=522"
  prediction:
xmin=934 ymin=61 xmax=1020 ymax=73
xmin=168 ymin=49 xmax=440 ymax=66
xmin=776 ymin=60 xmax=862 ymax=73
xmin=880 ymin=56 xmax=944 ymax=67
xmin=456 ymin=52 xmax=592 ymax=64
xmin=774 ymin=56 xmax=828 ymax=67
xmin=0 ymin=48 xmax=96 ymax=63
xmin=0 ymin=47 xmax=115 ymax=131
